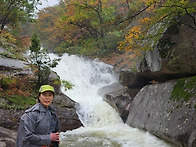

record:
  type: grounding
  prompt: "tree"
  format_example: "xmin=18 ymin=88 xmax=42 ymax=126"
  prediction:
xmin=0 ymin=0 xmax=40 ymax=33
xmin=34 ymin=0 xmax=124 ymax=55
xmin=118 ymin=0 xmax=196 ymax=52
xmin=59 ymin=0 xmax=118 ymax=49
xmin=29 ymin=33 xmax=60 ymax=87
xmin=35 ymin=5 xmax=66 ymax=52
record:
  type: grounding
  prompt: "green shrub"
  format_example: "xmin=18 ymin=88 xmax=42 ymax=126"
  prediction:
xmin=62 ymin=80 xmax=74 ymax=91
xmin=0 ymin=95 xmax=36 ymax=110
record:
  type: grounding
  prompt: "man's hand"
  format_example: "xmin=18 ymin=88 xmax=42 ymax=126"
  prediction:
xmin=50 ymin=132 xmax=59 ymax=142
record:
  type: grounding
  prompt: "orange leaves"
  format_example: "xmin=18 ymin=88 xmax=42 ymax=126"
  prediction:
xmin=138 ymin=17 xmax=155 ymax=28
xmin=118 ymin=0 xmax=196 ymax=53
xmin=126 ymin=26 xmax=141 ymax=40
xmin=20 ymin=36 xmax=31 ymax=48
xmin=118 ymin=25 xmax=142 ymax=52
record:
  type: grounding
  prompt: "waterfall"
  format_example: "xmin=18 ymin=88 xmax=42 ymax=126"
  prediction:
xmin=50 ymin=53 xmax=175 ymax=147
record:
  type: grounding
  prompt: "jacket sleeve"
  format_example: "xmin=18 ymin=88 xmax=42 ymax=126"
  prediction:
xmin=23 ymin=112 xmax=51 ymax=146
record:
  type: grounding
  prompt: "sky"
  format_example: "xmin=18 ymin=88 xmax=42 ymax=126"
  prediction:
xmin=37 ymin=0 xmax=60 ymax=10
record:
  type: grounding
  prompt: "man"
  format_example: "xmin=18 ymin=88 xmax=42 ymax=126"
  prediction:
xmin=16 ymin=85 xmax=60 ymax=147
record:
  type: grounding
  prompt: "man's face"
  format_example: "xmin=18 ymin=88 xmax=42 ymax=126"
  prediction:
xmin=39 ymin=91 xmax=54 ymax=107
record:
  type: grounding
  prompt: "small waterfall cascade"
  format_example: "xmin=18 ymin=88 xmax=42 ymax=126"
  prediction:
xmin=50 ymin=53 xmax=175 ymax=147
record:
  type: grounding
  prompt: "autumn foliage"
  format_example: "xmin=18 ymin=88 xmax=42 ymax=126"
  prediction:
xmin=118 ymin=0 xmax=196 ymax=52
xmin=32 ymin=0 xmax=196 ymax=56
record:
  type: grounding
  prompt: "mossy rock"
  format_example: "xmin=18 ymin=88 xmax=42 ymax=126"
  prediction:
xmin=170 ymin=76 xmax=196 ymax=105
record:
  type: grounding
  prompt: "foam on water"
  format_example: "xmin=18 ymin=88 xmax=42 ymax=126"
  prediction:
xmin=51 ymin=53 xmax=175 ymax=147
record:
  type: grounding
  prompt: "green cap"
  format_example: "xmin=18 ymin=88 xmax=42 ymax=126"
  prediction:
xmin=39 ymin=85 xmax=55 ymax=94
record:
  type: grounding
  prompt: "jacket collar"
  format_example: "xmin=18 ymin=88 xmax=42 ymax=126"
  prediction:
xmin=25 ymin=103 xmax=56 ymax=114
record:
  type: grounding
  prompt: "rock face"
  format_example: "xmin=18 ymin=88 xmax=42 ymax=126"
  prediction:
xmin=138 ymin=46 xmax=162 ymax=72
xmin=119 ymin=70 xmax=150 ymax=88
xmin=138 ymin=14 xmax=196 ymax=75
xmin=0 ymin=57 xmax=26 ymax=70
xmin=51 ymin=93 xmax=83 ymax=131
xmin=0 ymin=109 xmax=24 ymax=131
xmin=103 ymin=89 xmax=133 ymax=122
xmin=99 ymin=82 xmax=133 ymax=122
xmin=126 ymin=81 xmax=196 ymax=147
xmin=0 ymin=126 xmax=16 ymax=147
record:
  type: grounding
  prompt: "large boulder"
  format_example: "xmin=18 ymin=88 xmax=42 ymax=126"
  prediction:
xmin=138 ymin=14 xmax=196 ymax=75
xmin=103 ymin=89 xmax=133 ymax=122
xmin=0 ymin=56 xmax=33 ymax=80
xmin=126 ymin=78 xmax=196 ymax=147
xmin=98 ymin=82 xmax=125 ymax=97
xmin=99 ymin=82 xmax=134 ymax=122
xmin=0 ymin=126 xmax=16 ymax=147
xmin=51 ymin=93 xmax=83 ymax=131
xmin=119 ymin=70 xmax=150 ymax=88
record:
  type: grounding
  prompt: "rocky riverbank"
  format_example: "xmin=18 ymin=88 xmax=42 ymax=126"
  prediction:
xmin=103 ymin=75 xmax=196 ymax=147
xmin=0 ymin=89 xmax=83 ymax=147
xmin=0 ymin=95 xmax=83 ymax=147
xmin=100 ymin=15 xmax=196 ymax=146
xmin=1 ymin=13 xmax=196 ymax=146
xmin=0 ymin=54 xmax=83 ymax=146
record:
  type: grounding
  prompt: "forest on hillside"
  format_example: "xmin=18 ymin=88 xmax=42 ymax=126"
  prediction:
xmin=0 ymin=0 xmax=196 ymax=58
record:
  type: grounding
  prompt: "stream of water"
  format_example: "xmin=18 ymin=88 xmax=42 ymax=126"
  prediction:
xmin=51 ymin=53 xmax=175 ymax=147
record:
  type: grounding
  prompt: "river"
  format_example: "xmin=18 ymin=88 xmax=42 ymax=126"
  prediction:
xmin=51 ymin=53 xmax=176 ymax=147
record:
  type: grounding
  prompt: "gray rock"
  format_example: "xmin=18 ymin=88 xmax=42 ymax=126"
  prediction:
xmin=138 ymin=46 xmax=162 ymax=72
xmin=119 ymin=70 xmax=150 ymax=88
xmin=52 ymin=93 xmax=83 ymax=131
xmin=100 ymin=82 xmax=133 ymax=122
xmin=104 ymin=89 xmax=133 ymax=122
xmin=137 ymin=14 xmax=196 ymax=75
xmin=126 ymin=81 xmax=196 ymax=147
xmin=0 ymin=57 xmax=27 ymax=70
xmin=0 ymin=126 xmax=16 ymax=147
xmin=98 ymin=82 xmax=124 ymax=97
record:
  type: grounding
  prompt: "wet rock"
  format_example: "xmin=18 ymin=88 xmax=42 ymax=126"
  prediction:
xmin=119 ymin=70 xmax=150 ymax=88
xmin=119 ymin=69 xmax=196 ymax=87
xmin=138 ymin=46 xmax=162 ymax=72
xmin=0 ymin=126 xmax=16 ymax=147
xmin=98 ymin=82 xmax=124 ymax=97
xmin=52 ymin=93 xmax=83 ymax=131
xmin=103 ymin=89 xmax=133 ymax=122
xmin=0 ymin=109 xmax=23 ymax=131
xmin=0 ymin=56 xmax=32 ymax=77
xmin=48 ymin=71 xmax=61 ymax=94
xmin=100 ymin=82 xmax=133 ymax=122
xmin=126 ymin=80 xmax=196 ymax=147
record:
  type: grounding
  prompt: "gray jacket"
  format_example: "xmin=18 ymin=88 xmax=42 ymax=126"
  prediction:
xmin=16 ymin=103 xmax=60 ymax=147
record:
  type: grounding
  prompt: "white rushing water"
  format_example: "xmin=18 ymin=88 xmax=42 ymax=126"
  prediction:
xmin=51 ymin=53 xmax=175 ymax=147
